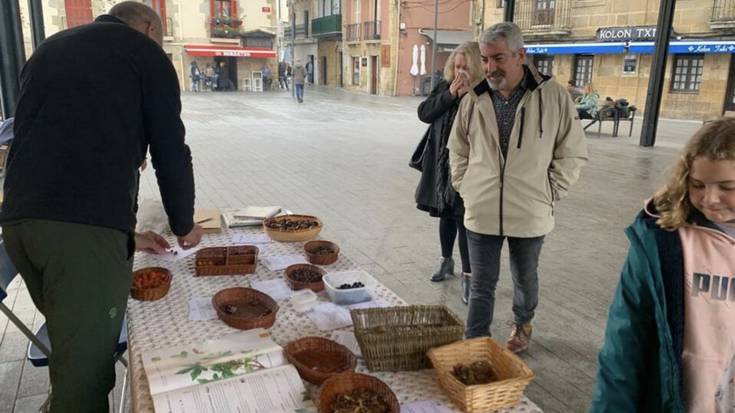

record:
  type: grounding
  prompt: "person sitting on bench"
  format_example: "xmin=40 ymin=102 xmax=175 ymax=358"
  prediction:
xmin=575 ymin=83 xmax=599 ymax=120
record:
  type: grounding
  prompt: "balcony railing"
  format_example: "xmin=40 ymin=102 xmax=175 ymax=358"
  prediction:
xmin=210 ymin=17 xmax=243 ymax=38
xmin=363 ymin=20 xmax=381 ymax=40
xmin=346 ymin=23 xmax=361 ymax=42
xmin=514 ymin=0 xmax=571 ymax=35
xmin=712 ymin=0 xmax=735 ymax=28
xmin=312 ymin=14 xmax=342 ymax=36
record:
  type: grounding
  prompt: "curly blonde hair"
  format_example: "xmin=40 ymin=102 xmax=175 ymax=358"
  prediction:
xmin=654 ymin=117 xmax=735 ymax=229
xmin=443 ymin=41 xmax=483 ymax=85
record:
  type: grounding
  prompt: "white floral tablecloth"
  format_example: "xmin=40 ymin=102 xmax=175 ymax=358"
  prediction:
xmin=127 ymin=227 xmax=542 ymax=413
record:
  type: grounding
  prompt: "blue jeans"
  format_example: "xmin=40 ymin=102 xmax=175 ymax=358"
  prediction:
xmin=295 ymin=84 xmax=304 ymax=101
xmin=465 ymin=230 xmax=545 ymax=338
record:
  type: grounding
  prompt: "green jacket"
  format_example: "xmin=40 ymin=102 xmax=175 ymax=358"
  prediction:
xmin=576 ymin=92 xmax=599 ymax=117
xmin=590 ymin=210 xmax=685 ymax=412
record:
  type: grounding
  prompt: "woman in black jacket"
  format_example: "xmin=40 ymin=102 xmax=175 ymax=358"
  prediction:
xmin=415 ymin=41 xmax=483 ymax=304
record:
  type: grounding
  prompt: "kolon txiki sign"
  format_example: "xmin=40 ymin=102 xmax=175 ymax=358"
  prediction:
xmin=596 ymin=26 xmax=659 ymax=42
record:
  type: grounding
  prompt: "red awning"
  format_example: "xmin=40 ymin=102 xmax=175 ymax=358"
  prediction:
xmin=184 ymin=44 xmax=276 ymax=58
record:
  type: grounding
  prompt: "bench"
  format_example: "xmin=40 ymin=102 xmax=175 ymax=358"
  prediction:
xmin=583 ymin=106 xmax=637 ymax=137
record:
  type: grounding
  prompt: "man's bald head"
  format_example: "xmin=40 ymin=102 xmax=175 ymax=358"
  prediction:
xmin=109 ymin=1 xmax=163 ymax=46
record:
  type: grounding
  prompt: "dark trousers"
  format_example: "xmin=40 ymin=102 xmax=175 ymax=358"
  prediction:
xmin=2 ymin=220 xmax=133 ymax=412
xmin=465 ymin=230 xmax=545 ymax=338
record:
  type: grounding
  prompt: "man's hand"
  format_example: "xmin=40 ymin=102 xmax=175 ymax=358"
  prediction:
xmin=134 ymin=231 xmax=170 ymax=254
xmin=177 ymin=224 xmax=203 ymax=249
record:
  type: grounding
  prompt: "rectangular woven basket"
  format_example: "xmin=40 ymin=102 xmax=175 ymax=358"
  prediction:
xmin=351 ymin=305 xmax=464 ymax=371
xmin=427 ymin=337 xmax=535 ymax=412
xmin=195 ymin=245 xmax=258 ymax=276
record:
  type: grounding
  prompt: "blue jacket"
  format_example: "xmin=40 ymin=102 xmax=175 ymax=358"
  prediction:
xmin=590 ymin=206 xmax=686 ymax=412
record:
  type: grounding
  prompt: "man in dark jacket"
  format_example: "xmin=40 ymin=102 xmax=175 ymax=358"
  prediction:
xmin=0 ymin=2 xmax=202 ymax=411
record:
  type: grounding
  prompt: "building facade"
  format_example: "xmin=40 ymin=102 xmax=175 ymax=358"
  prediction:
xmin=481 ymin=0 xmax=735 ymax=119
xmin=17 ymin=0 xmax=282 ymax=92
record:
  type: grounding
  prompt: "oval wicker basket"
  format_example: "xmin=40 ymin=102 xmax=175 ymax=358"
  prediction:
xmin=284 ymin=336 xmax=357 ymax=385
xmin=212 ymin=287 xmax=279 ymax=330
xmin=263 ymin=214 xmax=323 ymax=242
xmin=130 ymin=267 xmax=172 ymax=301
xmin=304 ymin=240 xmax=340 ymax=265
xmin=318 ymin=373 xmax=400 ymax=413
xmin=285 ymin=263 xmax=326 ymax=292
xmin=427 ymin=337 xmax=535 ymax=413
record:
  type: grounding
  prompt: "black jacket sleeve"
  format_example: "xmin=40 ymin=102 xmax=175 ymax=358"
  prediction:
xmin=417 ymin=80 xmax=456 ymax=124
xmin=140 ymin=45 xmax=195 ymax=236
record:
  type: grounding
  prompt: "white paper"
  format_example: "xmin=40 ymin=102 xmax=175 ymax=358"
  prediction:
xmin=142 ymin=329 xmax=285 ymax=397
xmin=401 ymin=400 xmax=454 ymax=413
xmin=330 ymin=330 xmax=362 ymax=357
xmin=188 ymin=297 xmax=217 ymax=321
xmin=153 ymin=364 xmax=306 ymax=413
xmin=250 ymin=279 xmax=294 ymax=301
xmin=307 ymin=302 xmax=353 ymax=331
xmin=348 ymin=298 xmax=389 ymax=310
xmin=156 ymin=245 xmax=200 ymax=262
xmin=261 ymin=254 xmax=306 ymax=272
xmin=231 ymin=233 xmax=272 ymax=245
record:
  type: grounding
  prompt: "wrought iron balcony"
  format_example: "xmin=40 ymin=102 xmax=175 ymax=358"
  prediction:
xmin=346 ymin=23 xmax=361 ymax=42
xmin=363 ymin=20 xmax=381 ymax=40
xmin=284 ymin=24 xmax=307 ymax=39
xmin=513 ymin=0 xmax=571 ymax=36
xmin=711 ymin=0 xmax=735 ymax=29
xmin=210 ymin=17 xmax=243 ymax=38
xmin=312 ymin=14 xmax=342 ymax=37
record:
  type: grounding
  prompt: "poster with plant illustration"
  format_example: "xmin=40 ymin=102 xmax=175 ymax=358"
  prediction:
xmin=142 ymin=328 xmax=285 ymax=396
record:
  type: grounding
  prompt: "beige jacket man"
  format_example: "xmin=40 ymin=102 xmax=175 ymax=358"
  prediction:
xmin=448 ymin=65 xmax=587 ymax=238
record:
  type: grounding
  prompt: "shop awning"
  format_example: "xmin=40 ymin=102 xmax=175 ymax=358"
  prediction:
xmin=184 ymin=44 xmax=276 ymax=58
xmin=525 ymin=40 xmax=735 ymax=55
xmin=418 ymin=29 xmax=474 ymax=52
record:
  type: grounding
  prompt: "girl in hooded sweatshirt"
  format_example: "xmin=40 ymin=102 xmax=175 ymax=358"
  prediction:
xmin=591 ymin=118 xmax=735 ymax=412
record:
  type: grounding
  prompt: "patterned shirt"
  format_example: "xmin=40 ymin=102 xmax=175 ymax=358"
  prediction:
xmin=490 ymin=77 xmax=527 ymax=159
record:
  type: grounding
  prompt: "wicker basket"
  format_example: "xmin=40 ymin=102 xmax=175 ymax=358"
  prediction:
xmin=263 ymin=215 xmax=323 ymax=242
xmin=351 ymin=305 xmax=464 ymax=371
xmin=318 ymin=373 xmax=400 ymax=413
xmin=212 ymin=287 xmax=278 ymax=330
xmin=195 ymin=246 xmax=258 ymax=276
xmin=427 ymin=337 xmax=535 ymax=413
xmin=130 ymin=267 xmax=172 ymax=301
xmin=284 ymin=336 xmax=357 ymax=385
xmin=284 ymin=263 xmax=326 ymax=292
xmin=304 ymin=240 xmax=340 ymax=265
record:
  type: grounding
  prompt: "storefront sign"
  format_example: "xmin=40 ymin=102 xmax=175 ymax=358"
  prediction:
xmin=597 ymin=26 xmax=657 ymax=42
xmin=262 ymin=6 xmax=271 ymax=12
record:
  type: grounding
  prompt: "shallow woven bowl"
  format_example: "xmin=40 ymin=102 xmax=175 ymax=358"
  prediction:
xmin=284 ymin=336 xmax=357 ymax=385
xmin=318 ymin=372 xmax=400 ymax=413
xmin=130 ymin=267 xmax=172 ymax=301
xmin=263 ymin=214 xmax=323 ymax=242
xmin=285 ymin=263 xmax=326 ymax=292
xmin=304 ymin=240 xmax=340 ymax=266
xmin=212 ymin=287 xmax=279 ymax=330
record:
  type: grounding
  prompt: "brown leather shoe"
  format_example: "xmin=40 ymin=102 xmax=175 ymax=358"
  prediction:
xmin=506 ymin=323 xmax=532 ymax=354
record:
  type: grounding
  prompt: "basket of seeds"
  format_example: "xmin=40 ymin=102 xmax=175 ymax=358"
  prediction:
xmin=318 ymin=373 xmax=400 ymax=413
xmin=285 ymin=263 xmax=326 ymax=292
xmin=304 ymin=240 xmax=340 ymax=265
xmin=263 ymin=214 xmax=323 ymax=242
xmin=427 ymin=337 xmax=534 ymax=412
xmin=284 ymin=336 xmax=357 ymax=385
xmin=195 ymin=245 xmax=259 ymax=276
xmin=212 ymin=287 xmax=279 ymax=330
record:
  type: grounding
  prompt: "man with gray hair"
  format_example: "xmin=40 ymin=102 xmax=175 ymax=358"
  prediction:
xmin=448 ymin=22 xmax=587 ymax=353
xmin=1 ymin=2 xmax=202 ymax=410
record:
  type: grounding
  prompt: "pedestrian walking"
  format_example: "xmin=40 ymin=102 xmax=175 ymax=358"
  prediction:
xmin=448 ymin=22 xmax=588 ymax=353
xmin=413 ymin=41 xmax=483 ymax=305
xmin=0 ymin=2 xmax=203 ymax=410
xmin=293 ymin=59 xmax=306 ymax=103
xmin=278 ymin=61 xmax=289 ymax=90
xmin=591 ymin=118 xmax=735 ymax=412
xmin=190 ymin=61 xmax=201 ymax=92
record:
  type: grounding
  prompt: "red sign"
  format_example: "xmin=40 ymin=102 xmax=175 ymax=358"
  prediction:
xmin=184 ymin=44 xmax=276 ymax=59
xmin=262 ymin=6 xmax=271 ymax=13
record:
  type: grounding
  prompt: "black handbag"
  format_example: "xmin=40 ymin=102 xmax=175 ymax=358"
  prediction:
xmin=409 ymin=128 xmax=430 ymax=171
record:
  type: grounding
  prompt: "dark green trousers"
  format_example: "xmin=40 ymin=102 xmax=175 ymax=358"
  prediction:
xmin=2 ymin=220 xmax=133 ymax=413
